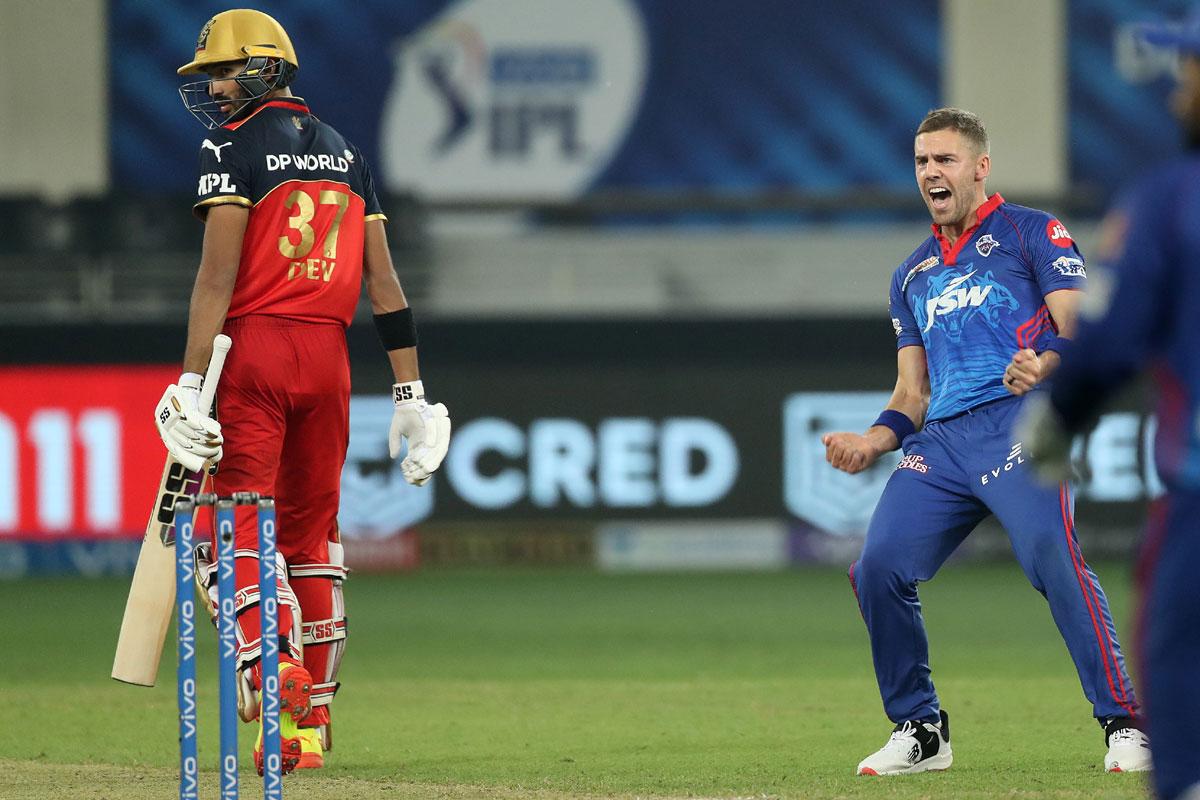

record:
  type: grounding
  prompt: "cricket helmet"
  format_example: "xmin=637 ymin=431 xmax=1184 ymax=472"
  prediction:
xmin=177 ymin=9 xmax=299 ymax=129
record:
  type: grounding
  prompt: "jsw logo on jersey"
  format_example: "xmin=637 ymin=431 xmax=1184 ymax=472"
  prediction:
xmin=923 ymin=271 xmax=992 ymax=332
xmin=918 ymin=267 xmax=1018 ymax=339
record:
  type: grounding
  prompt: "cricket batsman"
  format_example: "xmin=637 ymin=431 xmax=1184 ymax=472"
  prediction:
xmin=153 ymin=9 xmax=450 ymax=773
xmin=1018 ymin=9 xmax=1200 ymax=798
xmin=823 ymin=108 xmax=1150 ymax=775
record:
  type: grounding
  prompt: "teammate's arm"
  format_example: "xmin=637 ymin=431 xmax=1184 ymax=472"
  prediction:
xmin=182 ymin=204 xmax=248 ymax=373
xmin=823 ymin=345 xmax=930 ymax=474
xmin=1003 ymin=288 xmax=1079 ymax=395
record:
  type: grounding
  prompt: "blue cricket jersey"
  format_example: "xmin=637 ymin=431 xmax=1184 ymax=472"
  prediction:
xmin=890 ymin=194 xmax=1087 ymax=422
xmin=1051 ymin=157 xmax=1200 ymax=489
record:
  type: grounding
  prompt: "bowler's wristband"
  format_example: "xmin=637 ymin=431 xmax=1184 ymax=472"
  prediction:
xmin=873 ymin=409 xmax=916 ymax=447
xmin=1037 ymin=333 xmax=1067 ymax=356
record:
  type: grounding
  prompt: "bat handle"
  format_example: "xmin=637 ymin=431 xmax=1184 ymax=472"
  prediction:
xmin=198 ymin=334 xmax=232 ymax=416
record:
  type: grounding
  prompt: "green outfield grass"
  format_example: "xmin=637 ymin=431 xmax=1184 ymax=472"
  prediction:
xmin=1 ymin=562 xmax=1149 ymax=799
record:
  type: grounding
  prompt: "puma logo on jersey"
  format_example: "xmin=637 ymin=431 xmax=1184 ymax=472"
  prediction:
xmin=201 ymin=139 xmax=232 ymax=163
xmin=922 ymin=270 xmax=993 ymax=332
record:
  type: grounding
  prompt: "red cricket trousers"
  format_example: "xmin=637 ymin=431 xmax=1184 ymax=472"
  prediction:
xmin=211 ymin=315 xmax=350 ymax=689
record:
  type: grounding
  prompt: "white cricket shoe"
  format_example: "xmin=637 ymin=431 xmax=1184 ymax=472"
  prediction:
xmin=1103 ymin=717 xmax=1151 ymax=773
xmin=857 ymin=710 xmax=952 ymax=776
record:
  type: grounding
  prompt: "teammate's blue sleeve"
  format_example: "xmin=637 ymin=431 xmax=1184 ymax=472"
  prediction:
xmin=889 ymin=268 xmax=923 ymax=349
xmin=1050 ymin=176 xmax=1174 ymax=431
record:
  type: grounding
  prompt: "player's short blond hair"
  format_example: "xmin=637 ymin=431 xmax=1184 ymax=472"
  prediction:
xmin=916 ymin=108 xmax=990 ymax=155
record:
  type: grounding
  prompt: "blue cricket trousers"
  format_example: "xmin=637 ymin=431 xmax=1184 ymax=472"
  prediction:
xmin=849 ymin=395 xmax=1138 ymax=724
xmin=1139 ymin=490 xmax=1200 ymax=800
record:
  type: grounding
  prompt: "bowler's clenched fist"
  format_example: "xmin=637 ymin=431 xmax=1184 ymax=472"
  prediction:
xmin=1004 ymin=348 xmax=1043 ymax=395
xmin=822 ymin=432 xmax=880 ymax=475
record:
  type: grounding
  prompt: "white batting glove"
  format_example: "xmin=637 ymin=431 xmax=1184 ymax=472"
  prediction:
xmin=1014 ymin=393 xmax=1071 ymax=485
xmin=388 ymin=380 xmax=451 ymax=486
xmin=154 ymin=372 xmax=223 ymax=474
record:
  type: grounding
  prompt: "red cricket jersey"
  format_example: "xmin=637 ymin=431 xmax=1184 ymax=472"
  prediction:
xmin=191 ymin=98 xmax=386 ymax=326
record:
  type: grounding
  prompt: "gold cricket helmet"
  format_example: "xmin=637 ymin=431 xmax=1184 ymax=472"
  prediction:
xmin=177 ymin=9 xmax=299 ymax=129
xmin=177 ymin=9 xmax=298 ymax=75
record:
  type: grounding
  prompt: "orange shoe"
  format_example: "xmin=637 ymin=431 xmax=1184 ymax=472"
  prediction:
xmin=296 ymin=726 xmax=325 ymax=769
xmin=278 ymin=662 xmax=313 ymax=723
xmin=253 ymin=662 xmax=313 ymax=776
xmin=253 ymin=719 xmax=303 ymax=776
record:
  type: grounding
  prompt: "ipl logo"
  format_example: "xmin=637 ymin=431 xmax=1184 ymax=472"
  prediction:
xmin=380 ymin=0 xmax=647 ymax=199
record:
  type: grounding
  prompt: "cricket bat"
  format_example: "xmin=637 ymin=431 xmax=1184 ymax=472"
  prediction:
xmin=111 ymin=334 xmax=232 ymax=686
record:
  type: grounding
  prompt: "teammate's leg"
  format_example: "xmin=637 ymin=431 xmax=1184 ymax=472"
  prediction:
xmin=1139 ymin=492 xmax=1200 ymax=799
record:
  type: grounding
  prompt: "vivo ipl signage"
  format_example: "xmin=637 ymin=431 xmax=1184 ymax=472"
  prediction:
xmin=380 ymin=0 xmax=647 ymax=198
xmin=111 ymin=0 xmax=937 ymax=196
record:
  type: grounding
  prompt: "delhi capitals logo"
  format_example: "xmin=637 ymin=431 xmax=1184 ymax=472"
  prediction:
xmin=975 ymin=234 xmax=999 ymax=257
xmin=917 ymin=267 xmax=1018 ymax=340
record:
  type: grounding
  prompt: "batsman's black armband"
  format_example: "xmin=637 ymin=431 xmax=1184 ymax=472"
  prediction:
xmin=873 ymin=409 xmax=916 ymax=447
xmin=373 ymin=307 xmax=418 ymax=350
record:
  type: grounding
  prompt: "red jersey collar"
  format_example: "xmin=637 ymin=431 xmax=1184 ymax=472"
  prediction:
xmin=222 ymin=97 xmax=311 ymax=131
xmin=931 ymin=192 xmax=1005 ymax=265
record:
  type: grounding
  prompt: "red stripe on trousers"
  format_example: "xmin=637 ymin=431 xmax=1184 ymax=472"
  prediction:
xmin=1064 ymin=493 xmax=1135 ymax=712
xmin=1060 ymin=483 xmax=1136 ymax=716
xmin=848 ymin=561 xmax=866 ymax=622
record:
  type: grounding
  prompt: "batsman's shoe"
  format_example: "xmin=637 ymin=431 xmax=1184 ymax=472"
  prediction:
xmin=857 ymin=710 xmax=952 ymax=776
xmin=296 ymin=726 xmax=325 ymax=770
xmin=253 ymin=662 xmax=313 ymax=776
xmin=253 ymin=712 xmax=304 ymax=776
xmin=1103 ymin=717 xmax=1151 ymax=773
xmin=278 ymin=662 xmax=314 ymax=723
